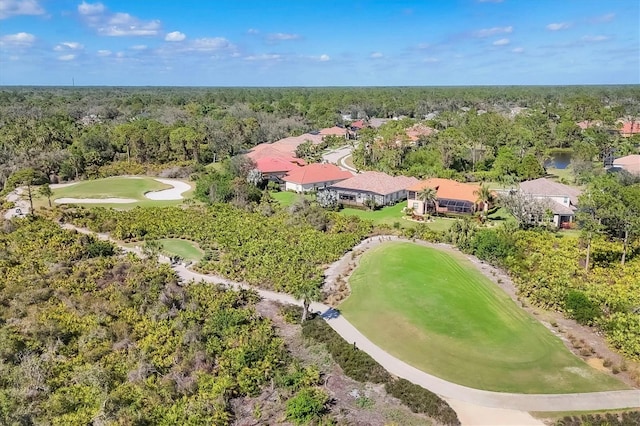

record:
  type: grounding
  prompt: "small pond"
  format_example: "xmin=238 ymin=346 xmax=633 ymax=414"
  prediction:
xmin=545 ymin=151 xmax=573 ymax=169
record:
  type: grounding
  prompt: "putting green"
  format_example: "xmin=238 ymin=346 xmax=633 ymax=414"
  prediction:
xmin=52 ymin=177 xmax=170 ymax=201
xmin=339 ymin=242 xmax=626 ymax=393
xmin=159 ymin=238 xmax=203 ymax=262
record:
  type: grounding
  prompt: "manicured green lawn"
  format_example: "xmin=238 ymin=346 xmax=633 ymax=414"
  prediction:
xmin=123 ymin=238 xmax=203 ymax=262
xmin=339 ymin=242 xmax=626 ymax=393
xmin=338 ymin=203 xmax=454 ymax=232
xmin=52 ymin=177 xmax=170 ymax=200
xmin=159 ymin=238 xmax=203 ymax=262
xmin=270 ymin=191 xmax=313 ymax=207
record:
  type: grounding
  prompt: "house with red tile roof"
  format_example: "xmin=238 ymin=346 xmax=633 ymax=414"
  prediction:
xmin=283 ymin=163 xmax=353 ymax=192
xmin=405 ymin=124 xmax=436 ymax=142
xmin=619 ymin=121 xmax=640 ymax=137
xmin=319 ymin=126 xmax=348 ymax=137
xmin=329 ymin=171 xmax=419 ymax=207
xmin=407 ymin=178 xmax=487 ymax=215
xmin=255 ymin=156 xmax=303 ymax=183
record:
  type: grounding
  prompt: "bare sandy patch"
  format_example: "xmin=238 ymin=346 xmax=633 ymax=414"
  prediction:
xmin=587 ymin=358 xmax=610 ymax=373
xmin=54 ymin=197 xmax=137 ymax=204
xmin=145 ymin=178 xmax=191 ymax=200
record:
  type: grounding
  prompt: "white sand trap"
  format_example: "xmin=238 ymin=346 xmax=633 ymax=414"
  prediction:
xmin=55 ymin=197 xmax=137 ymax=204
xmin=145 ymin=178 xmax=191 ymax=200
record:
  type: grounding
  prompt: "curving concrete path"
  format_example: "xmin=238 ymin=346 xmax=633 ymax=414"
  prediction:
xmin=60 ymin=225 xmax=640 ymax=422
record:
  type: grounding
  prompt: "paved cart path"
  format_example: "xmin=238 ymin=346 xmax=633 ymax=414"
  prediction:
xmin=61 ymin=225 xmax=640 ymax=424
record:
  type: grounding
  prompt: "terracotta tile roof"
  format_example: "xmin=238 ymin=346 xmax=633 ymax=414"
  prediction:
xmin=350 ymin=120 xmax=365 ymax=129
xmin=255 ymin=156 xmax=302 ymax=173
xmin=519 ymin=178 xmax=582 ymax=205
xmin=330 ymin=171 xmax=419 ymax=195
xmin=576 ymin=120 xmax=602 ymax=130
xmin=283 ymin=163 xmax=353 ymax=184
xmin=319 ymin=126 xmax=348 ymax=136
xmin=620 ymin=121 xmax=640 ymax=136
xmin=613 ymin=154 xmax=640 ymax=175
xmin=408 ymin=178 xmax=482 ymax=203
xmin=405 ymin=124 xmax=436 ymax=141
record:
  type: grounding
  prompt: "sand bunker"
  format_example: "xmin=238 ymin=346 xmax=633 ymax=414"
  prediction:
xmin=55 ymin=197 xmax=137 ymax=204
xmin=144 ymin=178 xmax=191 ymax=200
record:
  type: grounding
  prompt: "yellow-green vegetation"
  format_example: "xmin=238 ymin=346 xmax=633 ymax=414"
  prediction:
xmin=340 ymin=242 xmax=627 ymax=393
xmin=63 ymin=204 xmax=372 ymax=293
xmin=0 ymin=218 xmax=293 ymax=424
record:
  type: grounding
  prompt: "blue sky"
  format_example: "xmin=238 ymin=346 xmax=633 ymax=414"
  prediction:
xmin=0 ymin=0 xmax=638 ymax=86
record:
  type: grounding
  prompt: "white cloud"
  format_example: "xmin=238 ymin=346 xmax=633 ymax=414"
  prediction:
xmin=54 ymin=41 xmax=84 ymax=51
xmin=244 ymin=54 xmax=282 ymax=61
xmin=493 ymin=38 xmax=510 ymax=46
xmin=370 ymin=52 xmax=383 ymax=58
xmin=423 ymin=57 xmax=439 ymax=63
xmin=512 ymin=47 xmax=524 ymax=53
xmin=417 ymin=43 xmax=430 ymax=50
xmin=582 ymin=35 xmax=610 ymax=42
xmin=78 ymin=2 xmax=161 ymax=37
xmin=247 ymin=28 xmax=259 ymax=34
xmin=130 ymin=44 xmax=147 ymax=50
xmin=546 ymin=22 xmax=571 ymax=31
xmin=78 ymin=1 xmax=104 ymax=15
xmin=267 ymin=32 xmax=301 ymax=41
xmin=473 ymin=26 xmax=512 ymax=37
xmin=0 ymin=0 xmax=44 ymax=19
xmin=189 ymin=37 xmax=234 ymax=52
xmin=97 ymin=49 xmax=111 ymax=56
xmin=0 ymin=31 xmax=36 ymax=47
xmin=58 ymin=54 xmax=76 ymax=61
xmin=319 ymin=54 xmax=330 ymax=62
xmin=165 ymin=31 xmax=186 ymax=42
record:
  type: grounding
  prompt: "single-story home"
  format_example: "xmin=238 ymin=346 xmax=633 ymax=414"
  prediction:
xmin=611 ymin=154 xmax=640 ymax=175
xmin=407 ymin=178 xmax=487 ymax=215
xmin=619 ymin=121 xmax=640 ymax=137
xmin=283 ymin=163 xmax=353 ymax=192
xmin=255 ymin=156 xmax=303 ymax=182
xmin=519 ymin=178 xmax=582 ymax=227
xmin=329 ymin=171 xmax=419 ymax=207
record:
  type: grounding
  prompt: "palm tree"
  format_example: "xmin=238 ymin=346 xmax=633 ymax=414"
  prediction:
xmin=417 ymin=187 xmax=438 ymax=215
xmin=474 ymin=183 xmax=494 ymax=217
xmin=39 ymin=183 xmax=53 ymax=207
xmin=292 ymin=281 xmax=321 ymax=322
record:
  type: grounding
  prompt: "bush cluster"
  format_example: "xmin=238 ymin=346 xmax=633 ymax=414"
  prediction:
xmin=301 ymin=318 xmax=459 ymax=425
xmin=557 ymin=411 xmax=640 ymax=426
xmin=385 ymin=379 xmax=460 ymax=426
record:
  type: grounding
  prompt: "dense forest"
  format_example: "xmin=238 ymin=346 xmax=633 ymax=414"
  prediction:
xmin=1 ymin=85 xmax=640 ymax=188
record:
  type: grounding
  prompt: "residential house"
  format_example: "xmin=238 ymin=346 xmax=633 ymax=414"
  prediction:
xmin=519 ymin=178 xmax=582 ymax=228
xmin=612 ymin=154 xmax=640 ymax=175
xmin=329 ymin=171 xmax=418 ymax=207
xmin=319 ymin=126 xmax=348 ymax=138
xmin=407 ymin=178 xmax=487 ymax=215
xmin=255 ymin=156 xmax=303 ymax=183
xmin=283 ymin=163 xmax=353 ymax=192
xmin=619 ymin=121 xmax=640 ymax=137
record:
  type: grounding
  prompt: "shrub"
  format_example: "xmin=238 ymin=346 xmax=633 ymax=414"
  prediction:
xmin=280 ymin=304 xmax=304 ymax=324
xmin=285 ymin=387 xmax=329 ymax=425
xmin=302 ymin=318 xmax=390 ymax=383
xmin=385 ymin=379 xmax=460 ymax=426
xmin=564 ymin=290 xmax=601 ymax=325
